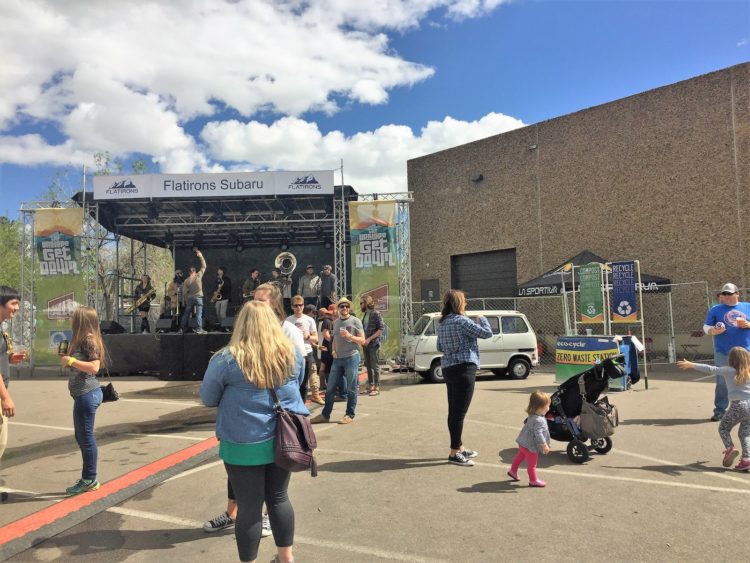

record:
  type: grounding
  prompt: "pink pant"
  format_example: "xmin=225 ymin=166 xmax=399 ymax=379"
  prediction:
xmin=510 ymin=445 xmax=539 ymax=481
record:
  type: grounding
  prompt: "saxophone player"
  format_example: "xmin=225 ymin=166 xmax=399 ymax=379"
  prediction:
xmin=213 ymin=266 xmax=232 ymax=322
xmin=133 ymin=275 xmax=155 ymax=333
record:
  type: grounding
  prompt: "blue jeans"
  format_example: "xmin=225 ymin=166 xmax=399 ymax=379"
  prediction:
xmin=73 ymin=387 xmax=103 ymax=481
xmin=714 ymin=351 xmax=729 ymax=417
xmin=180 ymin=296 xmax=204 ymax=331
xmin=322 ymin=353 xmax=360 ymax=419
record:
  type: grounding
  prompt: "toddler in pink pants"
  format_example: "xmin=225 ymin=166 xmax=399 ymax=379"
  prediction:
xmin=508 ymin=390 xmax=551 ymax=487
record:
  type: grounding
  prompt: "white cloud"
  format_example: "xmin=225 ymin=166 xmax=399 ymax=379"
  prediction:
xmin=201 ymin=112 xmax=525 ymax=193
xmin=0 ymin=0 xmax=513 ymax=178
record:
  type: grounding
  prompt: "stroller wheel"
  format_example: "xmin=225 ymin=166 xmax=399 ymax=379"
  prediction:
xmin=567 ymin=439 xmax=589 ymax=464
xmin=590 ymin=437 xmax=613 ymax=454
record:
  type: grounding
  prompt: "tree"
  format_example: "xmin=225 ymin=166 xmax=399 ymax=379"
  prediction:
xmin=0 ymin=217 xmax=22 ymax=290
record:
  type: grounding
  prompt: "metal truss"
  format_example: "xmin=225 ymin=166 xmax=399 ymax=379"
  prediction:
xmin=17 ymin=208 xmax=36 ymax=364
xmin=333 ymin=191 xmax=348 ymax=298
xmin=81 ymin=199 xmax=101 ymax=309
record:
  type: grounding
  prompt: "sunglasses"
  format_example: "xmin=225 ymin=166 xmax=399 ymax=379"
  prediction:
xmin=292 ymin=304 xmax=304 ymax=308
xmin=338 ymin=304 xmax=350 ymax=309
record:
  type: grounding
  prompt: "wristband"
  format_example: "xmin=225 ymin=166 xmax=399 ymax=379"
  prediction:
xmin=67 ymin=356 xmax=75 ymax=367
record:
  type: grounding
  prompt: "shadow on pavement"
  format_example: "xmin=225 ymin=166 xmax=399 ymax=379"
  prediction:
xmin=456 ymin=480 xmax=519 ymax=494
xmin=601 ymin=460 xmax=723 ymax=477
xmin=25 ymin=527 xmax=210 ymax=559
xmin=318 ymin=457 xmax=446 ymax=473
xmin=620 ymin=418 xmax=711 ymax=427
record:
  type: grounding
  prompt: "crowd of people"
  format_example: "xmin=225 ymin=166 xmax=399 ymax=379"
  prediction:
xmin=2 ymin=280 xmax=750 ymax=562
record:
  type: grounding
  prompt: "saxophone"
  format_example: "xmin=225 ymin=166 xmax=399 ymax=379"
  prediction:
xmin=125 ymin=287 xmax=156 ymax=314
xmin=211 ymin=278 xmax=224 ymax=304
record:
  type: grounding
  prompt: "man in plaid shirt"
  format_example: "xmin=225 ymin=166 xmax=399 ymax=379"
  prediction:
xmin=360 ymin=295 xmax=385 ymax=395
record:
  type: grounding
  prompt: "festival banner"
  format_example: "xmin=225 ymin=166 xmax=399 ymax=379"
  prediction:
xmin=33 ymin=208 xmax=86 ymax=364
xmin=578 ymin=263 xmax=604 ymax=324
xmin=349 ymin=201 xmax=400 ymax=359
xmin=611 ymin=260 xmax=639 ymax=323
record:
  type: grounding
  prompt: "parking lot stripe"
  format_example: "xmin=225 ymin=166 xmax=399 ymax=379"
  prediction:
xmin=0 ymin=437 xmax=218 ymax=560
xmin=8 ymin=422 xmax=74 ymax=432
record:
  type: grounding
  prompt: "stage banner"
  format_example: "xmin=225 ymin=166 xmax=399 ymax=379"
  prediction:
xmin=93 ymin=170 xmax=335 ymax=199
xmin=578 ymin=263 xmax=604 ymax=324
xmin=611 ymin=260 xmax=638 ymax=323
xmin=33 ymin=208 xmax=85 ymax=365
xmin=349 ymin=201 xmax=400 ymax=360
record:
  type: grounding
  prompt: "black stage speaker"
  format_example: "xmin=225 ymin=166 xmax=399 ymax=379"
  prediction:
xmin=158 ymin=334 xmax=184 ymax=380
xmin=104 ymin=334 xmax=160 ymax=375
xmin=155 ymin=318 xmax=175 ymax=333
xmin=220 ymin=317 xmax=235 ymax=330
xmin=100 ymin=320 xmax=126 ymax=335
xmin=182 ymin=334 xmax=210 ymax=380
xmin=207 ymin=333 xmax=231 ymax=357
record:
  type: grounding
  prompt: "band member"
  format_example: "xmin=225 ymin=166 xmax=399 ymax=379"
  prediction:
xmin=180 ymin=249 xmax=207 ymax=334
xmin=133 ymin=274 xmax=154 ymax=333
xmin=298 ymin=264 xmax=321 ymax=307
xmin=241 ymin=269 xmax=261 ymax=302
xmin=165 ymin=270 xmax=183 ymax=319
xmin=213 ymin=266 xmax=232 ymax=322
xmin=318 ymin=265 xmax=337 ymax=309
xmin=271 ymin=268 xmax=292 ymax=313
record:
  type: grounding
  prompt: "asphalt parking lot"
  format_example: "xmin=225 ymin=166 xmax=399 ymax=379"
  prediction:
xmin=1 ymin=364 xmax=748 ymax=562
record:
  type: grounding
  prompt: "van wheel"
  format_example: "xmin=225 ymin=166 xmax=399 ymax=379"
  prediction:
xmin=429 ymin=360 xmax=445 ymax=383
xmin=508 ymin=358 xmax=531 ymax=379
xmin=491 ymin=369 xmax=507 ymax=377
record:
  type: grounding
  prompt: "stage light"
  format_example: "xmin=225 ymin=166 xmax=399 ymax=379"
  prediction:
xmin=280 ymin=241 xmax=289 ymax=251
xmin=324 ymin=239 xmax=332 ymax=249
xmin=192 ymin=201 xmax=203 ymax=218
xmin=164 ymin=231 xmax=174 ymax=245
xmin=235 ymin=242 xmax=245 ymax=253
xmin=148 ymin=205 xmax=160 ymax=220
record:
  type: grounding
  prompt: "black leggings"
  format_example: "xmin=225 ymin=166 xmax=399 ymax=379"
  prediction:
xmin=224 ymin=462 xmax=294 ymax=562
xmin=443 ymin=362 xmax=477 ymax=450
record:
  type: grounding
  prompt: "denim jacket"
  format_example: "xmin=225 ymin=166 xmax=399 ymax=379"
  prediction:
xmin=200 ymin=348 xmax=309 ymax=444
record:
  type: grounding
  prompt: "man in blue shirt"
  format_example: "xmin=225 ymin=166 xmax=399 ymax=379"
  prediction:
xmin=703 ymin=283 xmax=750 ymax=421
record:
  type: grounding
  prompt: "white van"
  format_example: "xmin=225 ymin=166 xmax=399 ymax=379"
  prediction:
xmin=403 ymin=310 xmax=539 ymax=383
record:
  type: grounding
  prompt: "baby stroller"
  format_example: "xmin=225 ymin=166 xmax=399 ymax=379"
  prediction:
xmin=547 ymin=356 xmax=625 ymax=463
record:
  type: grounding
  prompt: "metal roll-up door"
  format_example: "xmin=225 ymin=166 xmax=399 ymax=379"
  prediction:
xmin=450 ymin=249 xmax=517 ymax=298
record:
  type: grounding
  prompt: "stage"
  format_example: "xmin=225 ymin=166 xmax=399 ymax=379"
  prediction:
xmin=103 ymin=332 xmax=231 ymax=380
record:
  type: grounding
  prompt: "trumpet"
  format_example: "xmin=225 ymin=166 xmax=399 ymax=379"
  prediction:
xmin=125 ymin=287 xmax=156 ymax=314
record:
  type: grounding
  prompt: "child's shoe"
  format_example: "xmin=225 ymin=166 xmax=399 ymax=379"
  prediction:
xmin=734 ymin=457 xmax=750 ymax=472
xmin=506 ymin=470 xmax=520 ymax=482
xmin=529 ymin=480 xmax=546 ymax=488
xmin=722 ymin=446 xmax=739 ymax=467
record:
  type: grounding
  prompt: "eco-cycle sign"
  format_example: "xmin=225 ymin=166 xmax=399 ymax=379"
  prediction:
xmin=578 ymin=263 xmax=604 ymax=324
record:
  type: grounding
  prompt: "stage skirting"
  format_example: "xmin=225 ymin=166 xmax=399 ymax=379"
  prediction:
xmin=103 ymin=333 xmax=231 ymax=380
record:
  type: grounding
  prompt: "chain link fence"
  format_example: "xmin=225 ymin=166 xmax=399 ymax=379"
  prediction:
xmin=411 ymin=281 xmax=715 ymax=366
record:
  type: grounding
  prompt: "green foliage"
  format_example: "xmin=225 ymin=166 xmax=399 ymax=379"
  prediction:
xmin=0 ymin=217 xmax=22 ymax=290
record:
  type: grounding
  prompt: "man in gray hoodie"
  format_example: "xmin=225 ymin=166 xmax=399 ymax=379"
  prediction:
xmin=180 ymin=249 xmax=207 ymax=334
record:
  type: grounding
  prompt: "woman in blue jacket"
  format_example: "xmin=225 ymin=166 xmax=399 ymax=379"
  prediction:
xmin=201 ymin=300 xmax=307 ymax=563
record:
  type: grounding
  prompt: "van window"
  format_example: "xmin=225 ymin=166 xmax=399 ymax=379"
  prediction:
xmin=424 ymin=320 xmax=436 ymax=336
xmin=412 ymin=315 xmax=430 ymax=335
xmin=501 ymin=316 xmax=529 ymax=334
xmin=485 ymin=316 xmax=500 ymax=335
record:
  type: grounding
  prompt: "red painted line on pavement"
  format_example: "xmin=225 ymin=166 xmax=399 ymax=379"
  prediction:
xmin=0 ymin=436 xmax=218 ymax=545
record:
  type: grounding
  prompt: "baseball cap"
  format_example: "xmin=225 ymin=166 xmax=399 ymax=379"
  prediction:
xmin=306 ymin=264 xmax=314 ymax=269
xmin=323 ymin=264 xmax=332 ymax=270
xmin=720 ymin=283 xmax=739 ymax=295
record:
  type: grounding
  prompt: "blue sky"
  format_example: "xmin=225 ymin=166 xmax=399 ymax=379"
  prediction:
xmin=0 ymin=0 xmax=747 ymax=218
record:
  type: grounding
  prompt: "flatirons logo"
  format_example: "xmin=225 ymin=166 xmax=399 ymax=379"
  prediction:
xmin=106 ymin=178 xmax=139 ymax=195
xmin=288 ymin=175 xmax=322 ymax=191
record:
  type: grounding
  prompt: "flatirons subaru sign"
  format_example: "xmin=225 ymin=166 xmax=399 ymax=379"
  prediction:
xmin=93 ymin=170 xmax=334 ymax=200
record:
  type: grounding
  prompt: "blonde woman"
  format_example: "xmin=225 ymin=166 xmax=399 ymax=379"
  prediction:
xmin=678 ymin=346 xmax=750 ymax=471
xmin=59 ymin=307 xmax=106 ymax=495
xmin=201 ymin=301 xmax=306 ymax=563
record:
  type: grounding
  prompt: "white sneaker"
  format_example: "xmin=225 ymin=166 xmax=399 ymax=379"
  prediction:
xmin=262 ymin=513 xmax=272 ymax=537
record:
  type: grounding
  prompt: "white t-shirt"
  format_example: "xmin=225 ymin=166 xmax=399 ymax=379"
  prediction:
xmin=282 ymin=320 xmax=306 ymax=358
xmin=285 ymin=314 xmax=317 ymax=355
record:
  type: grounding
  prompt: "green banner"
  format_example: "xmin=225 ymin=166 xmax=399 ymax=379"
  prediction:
xmin=578 ymin=263 xmax=604 ymax=324
xmin=34 ymin=208 xmax=86 ymax=365
xmin=349 ymin=201 xmax=400 ymax=359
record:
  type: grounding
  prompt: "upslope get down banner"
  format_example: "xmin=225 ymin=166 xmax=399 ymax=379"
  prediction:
xmin=348 ymin=201 xmax=400 ymax=359
xmin=34 ymin=208 xmax=85 ymax=364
